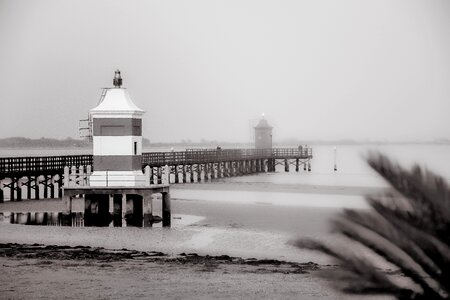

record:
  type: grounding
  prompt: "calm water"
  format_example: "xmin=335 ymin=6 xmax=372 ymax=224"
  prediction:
xmin=1 ymin=144 xmax=449 ymax=263
xmin=1 ymin=144 xmax=449 ymax=178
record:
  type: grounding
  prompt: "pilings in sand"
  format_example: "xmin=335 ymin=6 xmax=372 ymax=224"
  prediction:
xmin=62 ymin=185 xmax=171 ymax=228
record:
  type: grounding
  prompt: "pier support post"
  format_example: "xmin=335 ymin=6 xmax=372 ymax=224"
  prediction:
xmin=43 ymin=176 xmax=49 ymax=199
xmin=150 ymin=167 xmax=155 ymax=184
xmin=86 ymin=165 xmax=92 ymax=185
xmin=295 ymin=159 xmax=299 ymax=172
xmin=174 ymin=165 xmax=179 ymax=183
xmin=26 ymin=176 xmax=32 ymax=200
xmin=121 ymin=194 xmax=127 ymax=227
xmin=196 ymin=165 xmax=201 ymax=182
xmin=157 ymin=167 xmax=162 ymax=184
xmin=285 ymin=159 xmax=289 ymax=172
xmin=143 ymin=191 xmax=153 ymax=227
xmin=202 ymin=164 xmax=207 ymax=182
xmin=34 ymin=176 xmax=40 ymax=200
xmin=57 ymin=174 xmax=63 ymax=198
xmin=211 ymin=163 xmax=216 ymax=179
xmin=268 ymin=159 xmax=275 ymax=172
xmin=0 ymin=180 xmax=3 ymax=203
xmin=71 ymin=166 xmax=77 ymax=186
xmin=144 ymin=165 xmax=151 ymax=185
xmin=189 ymin=165 xmax=194 ymax=183
xmin=50 ymin=175 xmax=55 ymax=199
xmin=17 ymin=179 xmax=22 ymax=201
xmin=62 ymin=194 xmax=72 ymax=226
xmin=164 ymin=165 xmax=170 ymax=184
xmin=109 ymin=194 xmax=114 ymax=227
xmin=162 ymin=192 xmax=171 ymax=227
xmin=223 ymin=162 xmax=228 ymax=177
xmin=64 ymin=167 xmax=70 ymax=187
xmin=79 ymin=166 xmax=85 ymax=186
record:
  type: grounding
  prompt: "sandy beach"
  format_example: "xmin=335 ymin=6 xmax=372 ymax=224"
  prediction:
xmin=0 ymin=182 xmax=395 ymax=299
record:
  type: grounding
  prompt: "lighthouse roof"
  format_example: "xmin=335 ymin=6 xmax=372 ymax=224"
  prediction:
xmin=90 ymin=88 xmax=144 ymax=116
xmin=255 ymin=118 xmax=272 ymax=129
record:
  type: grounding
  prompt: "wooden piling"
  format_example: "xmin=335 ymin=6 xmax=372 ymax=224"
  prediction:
xmin=148 ymin=167 xmax=154 ymax=184
xmin=62 ymin=194 xmax=72 ymax=226
xmin=50 ymin=175 xmax=55 ymax=198
xmin=157 ymin=167 xmax=162 ymax=184
xmin=174 ymin=165 xmax=179 ymax=183
xmin=34 ymin=176 xmax=40 ymax=200
xmin=16 ymin=178 xmax=22 ymax=201
xmin=143 ymin=191 xmax=153 ymax=227
xmin=109 ymin=194 xmax=114 ymax=227
xmin=209 ymin=163 xmax=214 ymax=179
xmin=196 ymin=165 xmax=201 ymax=182
xmin=189 ymin=165 xmax=194 ymax=183
xmin=162 ymin=192 xmax=171 ymax=227
xmin=121 ymin=194 xmax=127 ymax=227
xmin=36 ymin=212 xmax=46 ymax=225
xmin=64 ymin=166 xmax=70 ymax=187
xmin=43 ymin=175 xmax=48 ymax=199
xmin=144 ymin=165 xmax=151 ymax=185
xmin=71 ymin=166 xmax=77 ymax=186
xmin=26 ymin=176 xmax=32 ymax=200
xmin=0 ymin=180 xmax=3 ymax=203
xmin=204 ymin=164 xmax=209 ymax=181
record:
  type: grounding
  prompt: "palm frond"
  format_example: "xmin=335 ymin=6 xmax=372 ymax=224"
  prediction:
xmin=295 ymin=153 xmax=450 ymax=299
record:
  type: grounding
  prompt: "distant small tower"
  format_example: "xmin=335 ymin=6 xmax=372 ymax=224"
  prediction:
xmin=254 ymin=114 xmax=273 ymax=149
xmin=89 ymin=70 xmax=146 ymax=186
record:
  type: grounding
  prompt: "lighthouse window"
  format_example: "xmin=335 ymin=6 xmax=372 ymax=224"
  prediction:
xmin=134 ymin=142 xmax=137 ymax=155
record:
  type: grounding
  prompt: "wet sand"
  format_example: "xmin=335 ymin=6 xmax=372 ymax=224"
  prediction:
xmin=172 ymin=181 xmax=388 ymax=196
xmin=0 ymin=243 xmax=392 ymax=300
xmin=0 ymin=183 xmax=393 ymax=299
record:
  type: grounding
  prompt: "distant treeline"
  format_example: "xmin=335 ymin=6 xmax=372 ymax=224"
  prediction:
xmin=0 ymin=137 xmax=92 ymax=148
xmin=0 ymin=137 xmax=448 ymax=149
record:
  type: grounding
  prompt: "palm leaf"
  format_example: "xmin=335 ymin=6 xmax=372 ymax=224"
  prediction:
xmin=295 ymin=153 xmax=450 ymax=299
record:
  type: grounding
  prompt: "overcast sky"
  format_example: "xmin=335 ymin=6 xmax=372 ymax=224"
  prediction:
xmin=0 ymin=0 xmax=449 ymax=143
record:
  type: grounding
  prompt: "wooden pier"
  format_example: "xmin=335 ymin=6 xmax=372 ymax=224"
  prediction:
xmin=0 ymin=148 xmax=312 ymax=201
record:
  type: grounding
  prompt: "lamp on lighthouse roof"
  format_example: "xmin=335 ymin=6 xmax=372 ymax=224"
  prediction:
xmin=113 ymin=70 xmax=122 ymax=88
xmin=89 ymin=70 xmax=146 ymax=187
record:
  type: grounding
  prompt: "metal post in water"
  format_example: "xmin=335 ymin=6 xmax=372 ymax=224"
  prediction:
xmin=334 ymin=146 xmax=337 ymax=172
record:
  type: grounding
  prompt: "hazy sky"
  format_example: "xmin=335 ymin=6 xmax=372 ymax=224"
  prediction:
xmin=1 ymin=0 xmax=449 ymax=143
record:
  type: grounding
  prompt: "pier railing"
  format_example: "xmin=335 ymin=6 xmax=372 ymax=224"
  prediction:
xmin=141 ymin=148 xmax=312 ymax=167
xmin=0 ymin=155 xmax=93 ymax=177
xmin=0 ymin=148 xmax=312 ymax=176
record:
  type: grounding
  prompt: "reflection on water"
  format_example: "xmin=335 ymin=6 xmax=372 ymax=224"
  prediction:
xmin=172 ymin=189 xmax=369 ymax=208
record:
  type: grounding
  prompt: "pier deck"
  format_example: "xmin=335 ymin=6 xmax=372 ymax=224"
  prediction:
xmin=0 ymin=148 xmax=313 ymax=201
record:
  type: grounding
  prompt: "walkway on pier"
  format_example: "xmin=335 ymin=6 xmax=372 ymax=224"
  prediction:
xmin=0 ymin=148 xmax=313 ymax=201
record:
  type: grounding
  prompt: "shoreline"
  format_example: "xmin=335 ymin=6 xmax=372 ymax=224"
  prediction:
xmin=0 ymin=184 xmax=393 ymax=299
xmin=0 ymin=242 xmax=321 ymax=272
xmin=0 ymin=242 xmax=391 ymax=300
xmin=172 ymin=181 xmax=388 ymax=196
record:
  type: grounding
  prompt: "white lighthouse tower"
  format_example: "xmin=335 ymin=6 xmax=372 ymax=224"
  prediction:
xmin=89 ymin=70 xmax=147 ymax=187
